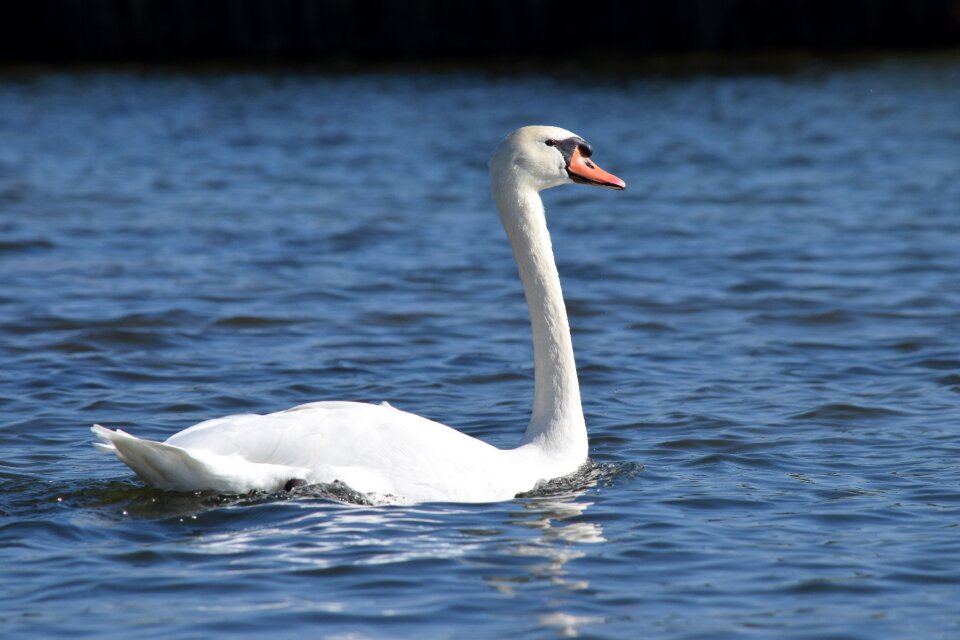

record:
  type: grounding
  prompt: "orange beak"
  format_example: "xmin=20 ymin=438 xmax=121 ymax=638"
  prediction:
xmin=567 ymin=146 xmax=626 ymax=190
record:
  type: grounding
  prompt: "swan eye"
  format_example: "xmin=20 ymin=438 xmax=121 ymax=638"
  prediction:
xmin=545 ymin=139 xmax=557 ymax=147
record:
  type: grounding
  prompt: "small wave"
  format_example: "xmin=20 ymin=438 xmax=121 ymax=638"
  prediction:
xmin=517 ymin=460 xmax=644 ymax=499
xmin=916 ymin=358 xmax=960 ymax=371
xmin=659 ymin=437 xmax=739 ymax=451
xmin=935 ymin=374 xmax=960 ymax=389
xmin=362 ymin=311 xmax=445 ymax=326
xmin=0 ymin=238 xmax=55 ymax=252
xmin=727 ymin=278 xmax=782 ymax=293
xmin=785 ymin=576 xmax=887 ymax=595
xmin=83 ymin=329 xmax=176 ymax=349
xmin=285 ymin=480 xmax=381 ymax=506
xmin=61 ymin=480 xmax=231 ymax=519
xmin=791 ymin=403 xmax=904 ymax=421
xmin=4 ymin=311 xmax=199 ymax=335
xmin=212 ymin=315 xmax=304 ymax=328
xmin=452 ymin=371 xmax=528 ymax=385
xmin=753 ymin=309 xmax=855 ymax=326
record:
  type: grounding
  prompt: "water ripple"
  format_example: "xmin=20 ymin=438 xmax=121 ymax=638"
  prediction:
xmin=1 ymin=58 xmax=959 ymax=639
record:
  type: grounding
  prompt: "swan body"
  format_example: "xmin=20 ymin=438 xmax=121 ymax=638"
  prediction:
xmin=95 ymin=401 xmax=553 ymax=503
xmin=93 ymin=125 xmax=625 ymax=504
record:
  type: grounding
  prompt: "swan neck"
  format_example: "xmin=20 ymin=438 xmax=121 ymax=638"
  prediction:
xmin=493 ymin=175 xmax=587 ymax=459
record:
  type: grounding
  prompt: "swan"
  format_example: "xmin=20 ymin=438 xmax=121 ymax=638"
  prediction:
xmin=92 ymin=125 xmax=625 ymax=504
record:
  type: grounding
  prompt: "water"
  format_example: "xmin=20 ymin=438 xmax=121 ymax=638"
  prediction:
xmin=1 ymin=54 xmax=959 ymax=638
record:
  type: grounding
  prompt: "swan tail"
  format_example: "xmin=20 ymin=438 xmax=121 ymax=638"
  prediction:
xmin=91 ymin=425 xmax=303 ymax=494
xmin=92 ymin=425 xmax=230 ymax=492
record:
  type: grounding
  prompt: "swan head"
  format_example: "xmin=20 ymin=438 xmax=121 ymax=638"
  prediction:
xmin=490 ymin=125 xmax=626 ymax=193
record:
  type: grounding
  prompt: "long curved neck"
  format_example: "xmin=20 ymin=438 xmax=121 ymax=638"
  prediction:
xmin=493 ymin=174 xmax=587 ymax=460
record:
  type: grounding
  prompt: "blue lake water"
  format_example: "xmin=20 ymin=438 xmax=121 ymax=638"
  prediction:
xmin=1 ymin=54 xmax=959 ymax=638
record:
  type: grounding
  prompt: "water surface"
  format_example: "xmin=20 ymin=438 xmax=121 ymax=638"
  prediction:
xmin=1 ymin=55 xmax=959 ymax=638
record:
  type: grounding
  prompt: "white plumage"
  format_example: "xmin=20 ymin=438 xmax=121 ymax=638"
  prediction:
xmin=92 ymin=125 xmax=625 ymax=504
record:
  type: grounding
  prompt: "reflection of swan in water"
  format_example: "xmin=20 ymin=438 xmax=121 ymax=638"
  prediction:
xmin=488 ymin=496 xmax=605 ymax=592
xmin=160 ymin=486 xmax=609 ymax=637
xmin=487 ymin=495 xmax=606 ymax=637
xmin=91 ymin=125 xmax=625 ymax=504
xmin=512 ymin=497 xmax=606 ymax=545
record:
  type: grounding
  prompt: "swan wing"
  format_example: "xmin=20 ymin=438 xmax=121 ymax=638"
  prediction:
xmin=94 ymin=401 xmax=535 ymax=502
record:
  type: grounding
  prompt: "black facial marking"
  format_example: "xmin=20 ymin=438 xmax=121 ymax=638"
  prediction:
xmin=554 ymin=136 xmax=593 ymax=166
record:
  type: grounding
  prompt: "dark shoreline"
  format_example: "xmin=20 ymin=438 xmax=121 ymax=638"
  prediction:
xmin=3 ymin=0 xmax=959 ymax=64
xmin=1 ymin=48 xmax=959 ymax=78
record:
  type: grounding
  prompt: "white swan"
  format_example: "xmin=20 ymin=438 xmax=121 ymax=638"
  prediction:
xmin=92 ymin=125 xmax=625 ymax=504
